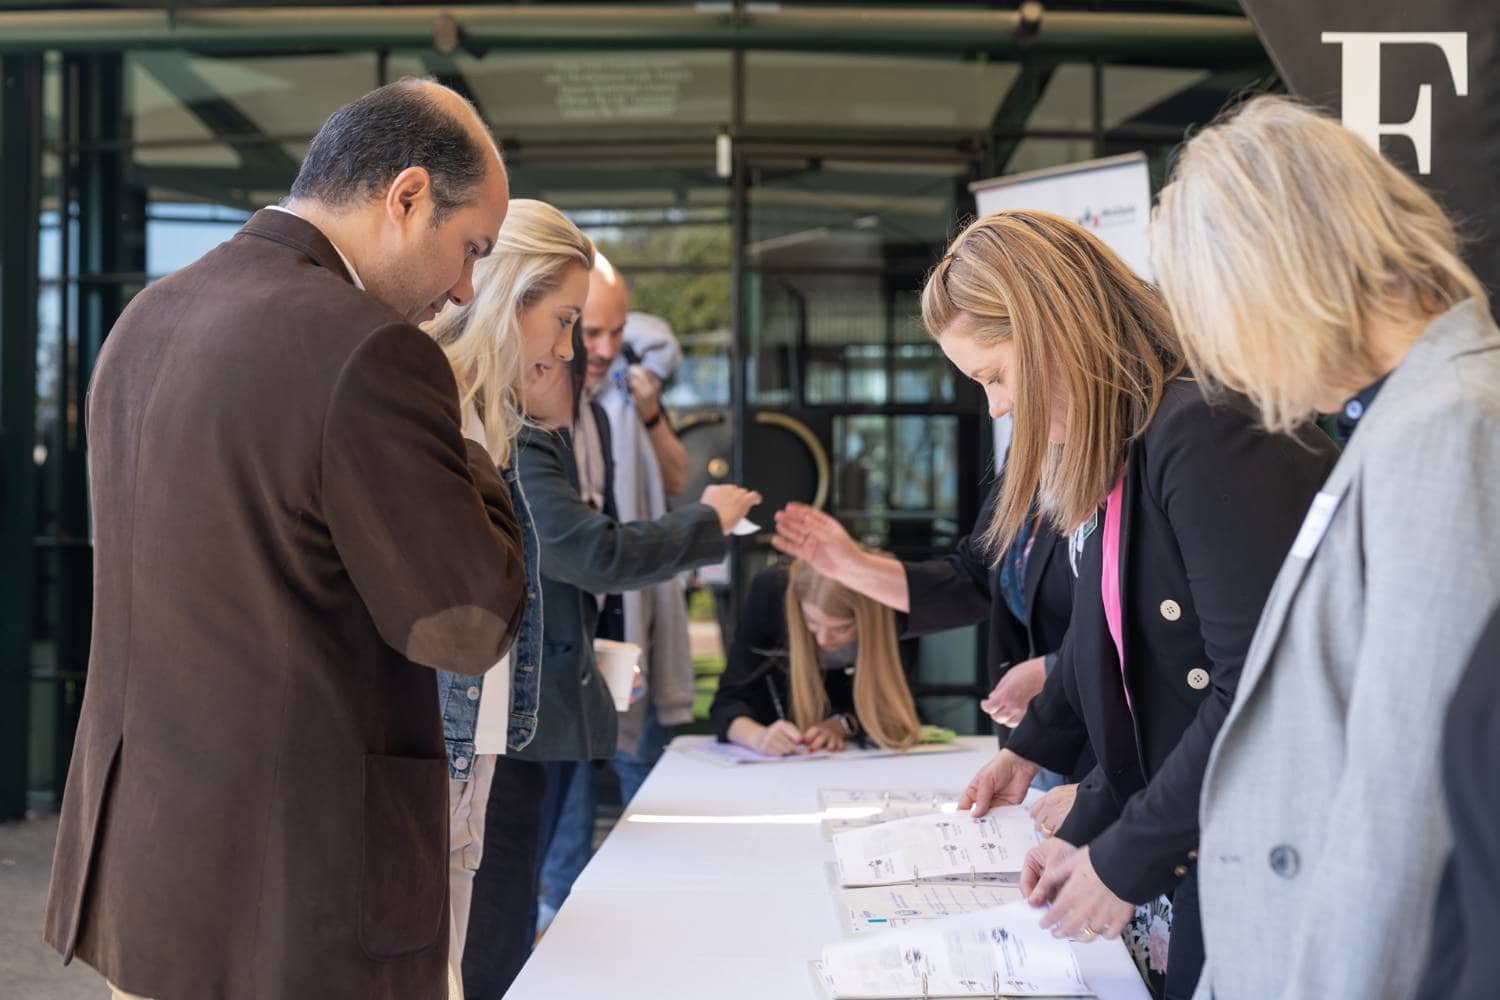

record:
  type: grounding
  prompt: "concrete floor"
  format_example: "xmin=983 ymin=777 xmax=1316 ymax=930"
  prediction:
xmin=0 ymin=814 xmax=110 ymax=1000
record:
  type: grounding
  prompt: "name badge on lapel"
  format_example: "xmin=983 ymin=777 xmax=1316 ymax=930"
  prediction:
xmin=1290 ymin=491 xmax=1342 ymax=560
xmin=1068 ymin=511 xmax=1100 ymax=577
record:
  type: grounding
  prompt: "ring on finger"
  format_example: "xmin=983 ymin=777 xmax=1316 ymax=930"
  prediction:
xmin=1080 ymin=924 xmax=1097 ymax=941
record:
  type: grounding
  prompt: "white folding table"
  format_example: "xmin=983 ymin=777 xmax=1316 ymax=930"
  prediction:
xmin=506 ymin=735 xmax=1153 ymax=1000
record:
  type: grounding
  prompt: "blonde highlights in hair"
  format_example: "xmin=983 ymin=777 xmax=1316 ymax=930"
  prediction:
xmin=1151 ymin=95 xmax=1486 ymax=434
xmin=784 ymin=559 xmax=921 ymax=751
xmin=424 ymin=198 xmax=595 ymax=467
xmin=921 ymin=210 xmax=1182 ymax=555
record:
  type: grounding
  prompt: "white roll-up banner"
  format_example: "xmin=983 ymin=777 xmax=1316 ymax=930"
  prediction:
xmin=969 ymin=151 xmax=1154 ymax=280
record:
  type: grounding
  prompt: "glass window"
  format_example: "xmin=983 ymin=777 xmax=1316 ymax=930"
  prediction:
xmin=745 ymin=157 xmax=965 ymax=407
xmin=832 ymin=414 xmax=960 ymax=552
xmin=1023 ymin=63 xmax=1097 ymax=134
xmin=125 ymin=52 xmax=379 ymax=146
xmin=575 ymin=199 xmax=732 ymax=412
xmin=747 ymin=53 xmax=1019 ymax=133
xmin=146 ymin=203 xmax=252 ymax=279
xmin=387 ymin=50 xmax=730 ymax=141
xmin=1102 ymin=65 xmax=1212 ymax=130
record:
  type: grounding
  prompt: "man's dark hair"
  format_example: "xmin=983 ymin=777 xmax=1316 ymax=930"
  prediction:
xmin=288 ymin=79 xmax=490 ymax=224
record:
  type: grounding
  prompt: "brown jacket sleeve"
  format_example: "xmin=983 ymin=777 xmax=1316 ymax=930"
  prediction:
xmin=321 ymin=323 xmax=526 ymax=676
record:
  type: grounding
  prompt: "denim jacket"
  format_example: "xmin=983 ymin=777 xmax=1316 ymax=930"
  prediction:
xmin=436 ymin=463 xmax=542 ymax=778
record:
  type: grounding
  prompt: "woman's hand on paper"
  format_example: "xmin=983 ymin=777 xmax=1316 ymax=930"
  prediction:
xmin=981 ymin=656 xmax=1048 ymax=726
xmin=958 ymin=749 xmax=1039 ymax=816
xmin=1021 ymin=836 xmax=1079 ymax=900
xmin=1029 ymin=783 xmax=1078 ymax=838
xmin=802 ymin=718 xmax=847 ymax=753
xmin=755 ymin=719 xmax=805 ymax=756
xmin=1032 ymin=845 xmax=1134 ymax=942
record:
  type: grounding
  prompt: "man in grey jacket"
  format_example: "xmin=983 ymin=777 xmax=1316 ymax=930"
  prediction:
xmin=578 ymin=258 xmax=697 ymax=795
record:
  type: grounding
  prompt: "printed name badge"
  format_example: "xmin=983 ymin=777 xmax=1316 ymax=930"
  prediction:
xmin=1290 ymin=491 xmax=1342 ymax=560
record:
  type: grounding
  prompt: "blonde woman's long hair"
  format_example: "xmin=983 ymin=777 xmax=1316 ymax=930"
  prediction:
xmin=424 ymin=198 xmax=595 ymax=467
xmin=922 ymin=210 xmax=1182 ymax=556
xmin=1151 ymin=95 xmax=1486 ymax=434
xmin=784 ymin=559 xmax=921 ymax=751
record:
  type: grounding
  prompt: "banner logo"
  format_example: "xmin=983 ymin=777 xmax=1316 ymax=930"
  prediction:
xmin=1321 ymin=31 xmax=1468 ymax=173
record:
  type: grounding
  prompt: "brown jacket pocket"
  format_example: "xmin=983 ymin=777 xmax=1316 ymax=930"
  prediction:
xmin=358 ymin=754 xmax=448 ymax=960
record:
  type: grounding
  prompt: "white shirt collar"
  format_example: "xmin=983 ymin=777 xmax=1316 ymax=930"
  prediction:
xmin=263 ymin=205 xmax=365 ymax=290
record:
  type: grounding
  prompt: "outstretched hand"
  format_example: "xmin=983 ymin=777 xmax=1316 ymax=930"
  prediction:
xmin=772 ymin=503 xmax=862 ymax=580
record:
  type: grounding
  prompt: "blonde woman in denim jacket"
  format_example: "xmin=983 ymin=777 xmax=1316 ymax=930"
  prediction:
xmin=423 ymin=199 xmax=593 ymax=993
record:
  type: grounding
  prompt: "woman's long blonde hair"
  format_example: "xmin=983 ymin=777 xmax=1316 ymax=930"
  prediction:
xmin=424 ymin=198 xmax=595 ymax=467
xmin=922 ymin=210 xmax=1182 ymax=555
xmin=784 ymin=559 xmax=921 ymax=751
xmin=1152 ymin=95 xmax=1486 ymax=433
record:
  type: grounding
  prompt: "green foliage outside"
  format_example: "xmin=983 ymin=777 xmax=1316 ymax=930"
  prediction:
xmin=593 ymin=224 xmax=732 ymax=345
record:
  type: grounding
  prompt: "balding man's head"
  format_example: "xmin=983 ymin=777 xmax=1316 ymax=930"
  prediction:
xmin=582 ymin=252 xmax=631 ymax=388
xmin=285 ymin=79 xmax=510 ymax=325
xmin=289 ymin=77 xmax=504 ymax=224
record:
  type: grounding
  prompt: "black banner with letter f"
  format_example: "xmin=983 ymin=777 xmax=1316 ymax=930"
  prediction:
xmin=1240 ymin=0 xmax=1500 ymax=303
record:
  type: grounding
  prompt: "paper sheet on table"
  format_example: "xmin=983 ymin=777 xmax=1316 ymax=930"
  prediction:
xmin=818 ymin=787 xmax=961 ymax=837
xmin=673 ymin=741 xmax=961 ymax=768
xmin=814 ymin=901 xmax=1094 ymax=998
xmin=839 ymin=882 xmax=1025 ymax=935
xmin=833 ymin=808 xmax=1040 ymax=887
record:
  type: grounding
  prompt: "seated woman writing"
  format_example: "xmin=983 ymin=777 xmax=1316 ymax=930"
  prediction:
xmin=710 ymin=558 xmax=922 ymax=755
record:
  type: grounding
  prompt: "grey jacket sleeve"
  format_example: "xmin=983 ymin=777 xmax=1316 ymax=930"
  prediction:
xmin=518 ymin=429 xmax=728 ymax=594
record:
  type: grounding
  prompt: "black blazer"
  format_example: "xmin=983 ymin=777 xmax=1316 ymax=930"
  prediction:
xmin=1006 ymin=380 xmax=1339 ymax=903
xmin=903 ymin=477 xmax=1074 ymax=689
xmin=514 ymin=416 xmax=727 ymax=761
xmin=710 ymin=565 xmax=869 ymax=740
xmin=1416 ymin=603 xmax=1500 ymax=1000
xmin=903 ymin=477 xmax=1089 ymax=774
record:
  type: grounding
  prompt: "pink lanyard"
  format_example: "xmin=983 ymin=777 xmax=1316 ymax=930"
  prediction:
xmin=1100 ymin=476 xmax=1132 ymax=712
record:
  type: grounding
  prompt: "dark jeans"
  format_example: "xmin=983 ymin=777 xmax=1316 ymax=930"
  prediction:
xmin=538 ymin=761 xmax=594 ymax=914
xmin=612 ymin=701 xmax=672 ymax=805
xmin=1163 ymin=869 xmax=1204 ymax=1000
xmin=461 ymin=755 xmax=562 ymax=1000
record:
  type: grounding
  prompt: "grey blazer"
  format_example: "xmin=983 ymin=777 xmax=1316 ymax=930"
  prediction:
xmin=1192 ymin=299 xmax=1500 ymax=1000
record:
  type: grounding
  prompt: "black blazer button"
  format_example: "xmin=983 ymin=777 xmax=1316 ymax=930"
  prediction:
xmin=1269 ymin=845 xmax=1300 ymax=878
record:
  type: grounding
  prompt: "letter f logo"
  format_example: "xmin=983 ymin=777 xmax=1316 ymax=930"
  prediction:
xmin=1321 ymin=32 xmax=1468 ymax=174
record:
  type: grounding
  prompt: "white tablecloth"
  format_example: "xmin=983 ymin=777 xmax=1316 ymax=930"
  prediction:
xmin=506 ymin=735 xmax=1152 ymax=1000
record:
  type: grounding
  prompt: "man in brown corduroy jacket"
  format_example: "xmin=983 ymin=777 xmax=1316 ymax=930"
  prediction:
xmin=43 ymin=79 xmax=527 ymax=1000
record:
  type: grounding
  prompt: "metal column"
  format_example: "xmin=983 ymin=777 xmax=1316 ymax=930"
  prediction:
xmin=0 ymin=54 xmax=44 ymax=820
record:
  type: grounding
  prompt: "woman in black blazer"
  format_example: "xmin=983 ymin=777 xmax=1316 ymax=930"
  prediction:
xmin=909 ymin=210 xmax=1338 ymax=998
xmin=711 ymin=559 xmax=923 ymax=754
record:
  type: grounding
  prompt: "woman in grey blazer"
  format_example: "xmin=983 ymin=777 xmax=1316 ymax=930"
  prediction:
xmin=1152 ymin=96 xmax=1500 ymax=1000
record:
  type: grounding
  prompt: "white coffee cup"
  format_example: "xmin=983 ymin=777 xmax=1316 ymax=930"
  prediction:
xmin=594 ymin=639 xmax=642 ymax=712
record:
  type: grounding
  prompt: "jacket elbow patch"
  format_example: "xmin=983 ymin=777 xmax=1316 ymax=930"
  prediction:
xmin=405 ymin=604 xmax=512 ymax=674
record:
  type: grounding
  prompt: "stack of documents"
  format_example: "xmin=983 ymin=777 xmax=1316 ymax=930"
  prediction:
xmin=812 ymin=901 xmax=1094 ymax=998
xmin=832 ymin=808 xmax=1040 ymax=887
